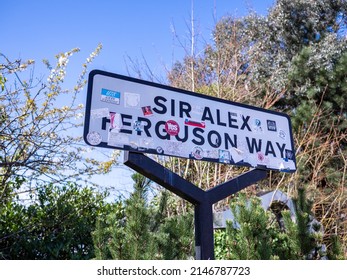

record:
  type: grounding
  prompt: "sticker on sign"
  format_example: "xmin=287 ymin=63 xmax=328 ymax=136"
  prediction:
xmin=100 ymin=88 xmax=120 ymax=104
xmin=84 ymin=70 xmax=296 ymax=172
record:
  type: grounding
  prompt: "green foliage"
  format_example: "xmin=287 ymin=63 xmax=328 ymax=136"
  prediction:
xmin=0 ymin=183 xmax=108 ymax=259
xmin=92 ymin=173 xmax=194 ymax=260
xmin=122 ymin=173 xmax=157 ymax=259
xmin=214 ymin=229 xmax=228 ymax=259
xmin=328 ymin=234 xmax=344 ymax=260
xmin=93 ymin=173 xmax=156 ymax=259
xmin=288 ymin=47 xmax=347 ymax=128
xmin=155 ymin=212 xmax=194 ymax=259
xmin=245 ymin=0 xmax=347 ymax=89
xmin=215 ymin=189 xmax=343 ymax=260
xmin=280 ymin=188 xmax=343 ymax=259
xmin=293 ymin=188 xmax=317 ymax=256
xmin=92 ymin=201 xmax=126 ymax=260
xmin=220 ymin=194 xmax=278 ymax=259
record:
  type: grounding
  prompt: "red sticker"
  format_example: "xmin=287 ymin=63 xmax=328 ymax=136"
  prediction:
xmin=165 ymin=120 xmax=180 ymax=136
xmin=185 ymin=119 xmax=206 ymax=128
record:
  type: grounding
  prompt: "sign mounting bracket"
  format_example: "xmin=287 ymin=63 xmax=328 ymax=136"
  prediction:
xmin=123 ymin=151 xmax=267 ymax=260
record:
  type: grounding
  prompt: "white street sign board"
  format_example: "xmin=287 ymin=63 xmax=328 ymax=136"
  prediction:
xmin=84 ymin=70 xmax=296 ymax=172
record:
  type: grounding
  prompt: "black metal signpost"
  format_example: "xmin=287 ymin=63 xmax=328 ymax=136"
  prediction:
xmin=84 ymin=70 xmax=296 ymax=260
xmin=123 ymin=151 xmax=267 ymax=259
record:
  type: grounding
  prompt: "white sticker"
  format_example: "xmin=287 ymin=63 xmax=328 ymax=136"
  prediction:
xmin=124 ymin=92 xmax=141 ymax=108
xmin=191 ymin=146 xmax=204 ymax=159
xmin=279 ymin=158 xmax=294 ymax=171
xmin=109 ymin=112 xmax=122 ymax=133
xmin=91 ymin=108 xmax=110 ymax=119
xmin=192 ymin=105 xmax=204 ymax=116
xmin=129 ymin=141 xmax=139 ymax=149
xmin=279 ymin=162 xmax=285 ymax=170
xmin=139 ymin=137 xmax=154 ymax=149
xmin=108 ymin=132 xmax=129 ymax=147
xmin=238 ymin=140 xmax=251 ymax=164
xmin=205 ymin=150 xmax=219 ymax=159
xmin=231 ymin=147 xmax=244 ymax=163
xmin=165 ymin=141 xmax=184 ymax=156
xmin=86 ymin=131 xmax=102 ymax=145
xmin=278 ymin=130 xmax=286 ymax=140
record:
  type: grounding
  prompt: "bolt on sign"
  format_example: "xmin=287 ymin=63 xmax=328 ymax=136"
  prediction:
xmin=84 ymin=70 xmax=296 ymax=172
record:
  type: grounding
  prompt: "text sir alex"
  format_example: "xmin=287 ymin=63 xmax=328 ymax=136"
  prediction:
xmin=101 ymin=96 xmax=289 ymax=159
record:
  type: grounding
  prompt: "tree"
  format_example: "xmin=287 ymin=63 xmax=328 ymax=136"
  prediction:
xmin=166 ymin=0 xmax=347 ymax=257
xmin=222 ymin=194 xmax=278 ymax=260
xmin=93 ymin=173 xmax=157 ymax=259
xmin=121 ymin=173 xmax=157 ymax=259
xmin=281 ymin=188 xmax=324 ymax=259
xmin=92 ymin=200 xmax=126 ymax=260
xmin=92 ymin=173 xmax=194 ymax=260
xmin=244 ymin=0 xmax=347 ymax=93
xmin=0 ymin=46 xmax=118 ymax=204
xmin=216 ymin=189 xmax=343 ymax=260
xmin=0 ymin=182 xmax=108 ymax=259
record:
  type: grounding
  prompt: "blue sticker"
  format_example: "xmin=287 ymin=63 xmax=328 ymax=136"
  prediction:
xmin=253 ymin=118 xmax=263 ymax=133
xmin=133 ymin=120 xmax=143 ymax=132
xmin=267 ymin=120 xmax=277 ymax=132
xmin=101 ymin=88 xmax=121 ymax=105
xmin=219 ymin=149 xmax=230 ymax=163
xmin=285 ymin=149 xmax=294 ymax=160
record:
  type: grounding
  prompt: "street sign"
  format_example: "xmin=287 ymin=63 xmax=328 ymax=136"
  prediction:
xmin=84 ymin=70 xmax=296 ymax=172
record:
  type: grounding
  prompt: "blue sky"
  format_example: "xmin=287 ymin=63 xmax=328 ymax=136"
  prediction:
xmin=2 ymin=0 xmax=275 ymax=194
xmin=2 ymin=0 xmax=274 ymax=77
